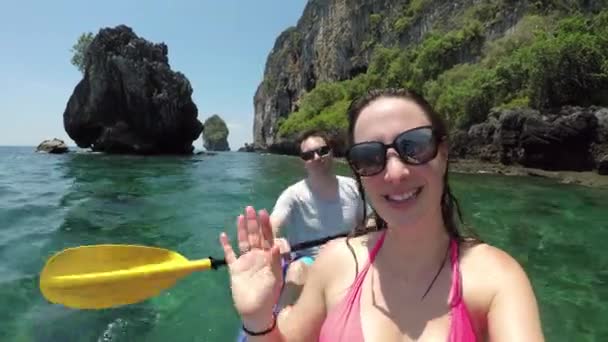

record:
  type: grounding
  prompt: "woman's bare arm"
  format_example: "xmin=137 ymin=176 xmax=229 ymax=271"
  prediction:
xmin=485 ymin=247 xmax=545 ymax=341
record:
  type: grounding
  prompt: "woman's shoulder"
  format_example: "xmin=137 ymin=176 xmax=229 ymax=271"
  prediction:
xmin=327 ymin=230 xmax=384 ymax=254
xmin=459 ymin=241 xmax=544 ymax=340
xmin=460 ymin=240 xmax=533 ymax=304
xmin=310 ymin=231 xmax=382 ymax=279
xmin=313 ymin=234 xmax=367 ymax=265
xmin=461 ymin=241 xmax=527 ymax=276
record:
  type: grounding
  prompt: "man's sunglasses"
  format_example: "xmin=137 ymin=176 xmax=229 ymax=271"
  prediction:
xmin=346 ymin=126 xmax=442 ymax=177
xmin=301 ymin=145 xmax=331 ymax=161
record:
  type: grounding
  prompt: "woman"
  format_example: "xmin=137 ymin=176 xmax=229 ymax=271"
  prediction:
xmin=219 ymin=88 xmax=545 ymax=341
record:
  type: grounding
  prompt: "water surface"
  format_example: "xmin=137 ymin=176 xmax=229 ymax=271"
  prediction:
xmin=0 ymin=146 xmax=605 ymax=341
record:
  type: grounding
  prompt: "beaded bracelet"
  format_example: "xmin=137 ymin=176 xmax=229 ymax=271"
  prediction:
xmin=242 ymin=314 xmax=277 ymax=336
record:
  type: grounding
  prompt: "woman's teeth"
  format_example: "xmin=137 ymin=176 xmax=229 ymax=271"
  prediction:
xmin=385 ymin=188 xmax=421 ymax=202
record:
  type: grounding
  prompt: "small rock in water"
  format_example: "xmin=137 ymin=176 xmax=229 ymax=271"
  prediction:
xmin=36 ymin=138 xmax=69 ymax=154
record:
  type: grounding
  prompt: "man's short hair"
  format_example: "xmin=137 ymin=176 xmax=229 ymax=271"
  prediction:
xmin=296 ymin=129 xmax=332 ymax=152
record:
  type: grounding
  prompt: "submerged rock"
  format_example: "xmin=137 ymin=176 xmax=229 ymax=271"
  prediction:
xmin=63 ymin=25 xmax=203 ymax=155
xmin=36 ymin=138 xmax=69 ymax=154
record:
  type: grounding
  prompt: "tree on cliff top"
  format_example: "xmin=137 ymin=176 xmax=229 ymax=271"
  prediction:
xmin=202 ymin=114 xmax=230 ymax=151
xmin=70 ymin=32 xmax=94 ymax=73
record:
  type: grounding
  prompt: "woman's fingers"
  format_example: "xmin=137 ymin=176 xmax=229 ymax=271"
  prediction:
xmin=236 ymin=206 xmax=273 ymax=253
xmin=245 ymin=206 xmax=262 ymax=250
xmin=270 ymin=244 xmax=282 ymax=275
xmin=259 ymin=209 xmax=273 ymax=249
xmin=219 ymin=232 xmax=237 ymax=265
xmin=237 ymin=214 xmax=249 ymax=253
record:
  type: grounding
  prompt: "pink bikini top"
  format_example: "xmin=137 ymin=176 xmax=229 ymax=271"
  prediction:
xmin=318 ymin=231 xmax=476 ymax=341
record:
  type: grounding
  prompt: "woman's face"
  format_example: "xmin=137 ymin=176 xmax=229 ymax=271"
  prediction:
xmin=352 ymin=97 xmax=447 ymax=229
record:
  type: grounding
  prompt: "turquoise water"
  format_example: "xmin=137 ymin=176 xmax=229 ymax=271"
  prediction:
xmin=0 ymin=146 xmax=606 ymax=341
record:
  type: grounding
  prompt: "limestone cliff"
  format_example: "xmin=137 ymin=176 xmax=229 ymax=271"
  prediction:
xmin=253 ymin=0 xmax=606 ymax=154
xmin=253 ymin=0 xmax=527 ymax=150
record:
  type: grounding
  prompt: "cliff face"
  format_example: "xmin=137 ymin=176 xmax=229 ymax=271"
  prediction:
xmin=252 ymin=0 xmax=530 ymax=150
xmin=253 ymin=0 xmax=607 ymax=153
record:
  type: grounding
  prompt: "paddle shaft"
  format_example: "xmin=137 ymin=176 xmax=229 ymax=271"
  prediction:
xmin=208 ymin=232 xmax=349 ymax=269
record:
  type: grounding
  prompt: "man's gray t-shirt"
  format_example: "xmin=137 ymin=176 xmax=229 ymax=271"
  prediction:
xmin=272 ymin=175 xmax=365 ymax=258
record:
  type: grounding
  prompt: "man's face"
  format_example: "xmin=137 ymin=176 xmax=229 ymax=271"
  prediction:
xmin=300 ymin=136 xmax=333 ymax=173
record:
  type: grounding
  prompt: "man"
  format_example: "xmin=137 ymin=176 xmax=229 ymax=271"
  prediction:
xmin=269 ymin=129 xmax=366 ymax=309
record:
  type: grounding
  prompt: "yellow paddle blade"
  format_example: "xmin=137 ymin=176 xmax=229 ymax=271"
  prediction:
xmin=40 ymin=244 xmax=213 ymax=309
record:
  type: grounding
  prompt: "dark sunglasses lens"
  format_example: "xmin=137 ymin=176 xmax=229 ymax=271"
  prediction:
xmin=395 ymin=127 xmax=437 ymax=164
xmin=319 ymin=146 xmax=331 ymax=156
xmin=301 ymin=146 xmax=330 ymax=161
xmin=301 ymin=151 xmax=314 ymax=160
xmin=348 ymin=143 xmax=385 ymax=176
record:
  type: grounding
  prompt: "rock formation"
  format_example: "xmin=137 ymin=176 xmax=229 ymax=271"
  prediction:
xmin=36 ymin=138 xmax=69 ymax=154
xmin=63 ymin=25 xmax=203 ymax=155
xmin=450 ymin=106 xmax=608 ymax=173
xmin=237 ymin=143 xmax=256 ymax=152
xmin=202 ymin=115 xmax=230 ymax=151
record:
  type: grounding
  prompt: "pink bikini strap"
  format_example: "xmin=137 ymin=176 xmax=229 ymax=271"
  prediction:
xmin=369 ymin=230 xmax=387 ymax=261
xmin=448 ymin=239 xmax=462 ymax=307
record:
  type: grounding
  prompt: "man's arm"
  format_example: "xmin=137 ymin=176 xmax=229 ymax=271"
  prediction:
xmin=269 ymin=188 xmax=294 ymax=238
xmin=270 ymin=216 xmax=285 ymax=238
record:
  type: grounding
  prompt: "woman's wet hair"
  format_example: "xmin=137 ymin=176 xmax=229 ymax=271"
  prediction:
xmin=345 ymin=88 xmax=479 ymax=242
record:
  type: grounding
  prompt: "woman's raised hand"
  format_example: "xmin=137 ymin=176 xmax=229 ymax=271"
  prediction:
xmin=219 ymin=206 xmax=283 ymax=330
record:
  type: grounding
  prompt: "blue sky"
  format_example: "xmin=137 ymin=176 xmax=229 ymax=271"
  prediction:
xmin=0 ymin=0 xmax=307 ymax=150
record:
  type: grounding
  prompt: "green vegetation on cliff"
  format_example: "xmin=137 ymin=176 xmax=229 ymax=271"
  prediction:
xmin=70 ymin=32 xmax=95 ymax=74
xmin=393 ymin=0 xmax=430 ymax=33
xmin=277 ymin=7 xmax=608 ymax=138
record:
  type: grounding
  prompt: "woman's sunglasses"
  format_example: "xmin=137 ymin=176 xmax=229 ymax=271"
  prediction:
xmin=346 ymin=126 xmax=442 ymax=177
xmin=301 ymin=145 xmax=331 ymax=161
